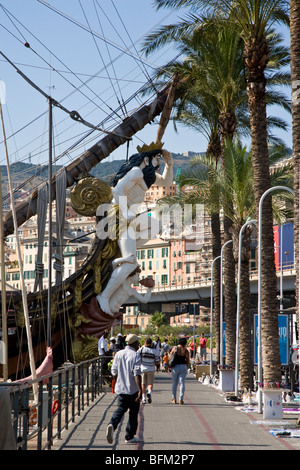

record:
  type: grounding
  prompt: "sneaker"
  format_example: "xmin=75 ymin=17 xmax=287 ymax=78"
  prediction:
xmin=106 ymin=424 xmax=114 ymax=444
xmin=172 ymin=398 xmax=176 ymax=404
xmin=147 ymin=392 xmax=152 ymax=404
xmin=125 ymin=436 xmax=140 ymax=444
xmin=142 ymin=399 xmax=146 ymax=404
xmin=179 ymin=399 xmax=184 ymax=405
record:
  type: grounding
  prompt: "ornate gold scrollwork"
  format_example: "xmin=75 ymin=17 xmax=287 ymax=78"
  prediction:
xmin=70 ymin=176 xmax=112 ymax=216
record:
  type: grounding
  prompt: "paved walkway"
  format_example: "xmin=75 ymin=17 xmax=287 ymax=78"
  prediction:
xmin=52 ymin=371 xmax=300 ymax=452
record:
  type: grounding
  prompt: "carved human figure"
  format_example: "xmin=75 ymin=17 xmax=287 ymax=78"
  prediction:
xmin=97 ymin=148 xmax=173 ymax=315
xmin=108 ymin=266 xmax=154 ymax=313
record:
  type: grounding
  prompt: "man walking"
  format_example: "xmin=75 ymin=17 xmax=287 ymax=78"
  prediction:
xmin=98 ymin=330 xmax=108 ymax=356
xmin=106 ymin=334 xmax=142 ymax=445
xmin=138 ymin=337 xmax=160 ymax=404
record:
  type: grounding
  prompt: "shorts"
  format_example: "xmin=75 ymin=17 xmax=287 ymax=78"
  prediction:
xmin=141 ymin=370 xmax=155 ymax=386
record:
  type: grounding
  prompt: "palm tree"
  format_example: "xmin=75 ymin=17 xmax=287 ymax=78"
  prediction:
xmin=151 ymin=311 xmax=168 ymax=329
xmin=175 ymin=140 xmax=293 ymax=389
xmin=290 ymin=0 xmax=300 ymax=343
xmin=175 ymin=141 xmax=255 ymax=387
xmin=144 ymin=0 xmax=290 ymax=383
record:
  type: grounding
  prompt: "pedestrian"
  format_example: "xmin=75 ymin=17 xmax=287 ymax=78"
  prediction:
xmin=162 ymin=352 xmax=169 ymax=373
xmin=138 ymin=337 xmax=160 ymax=404
xmin=98 ymin=330 xmax=109 ymax=356
xmin=109 ymin=337 xmax=117 ymax=354
xmin=116 ymin=332 xmax=125 ymax=351
xmin=160 ymin=338 xmax=170 ymax=369
xmin=199 ymin=333 xmax=207 ymax=361
xmin=106 ymin=333 xmax=142 ymax=445
xmin=153 ymin=336 xmax=161 ymax=371
xmin=169 ymin=337 xmax=189 ymax=405
xmin=189 ymin=338 xmax=197 ymax=359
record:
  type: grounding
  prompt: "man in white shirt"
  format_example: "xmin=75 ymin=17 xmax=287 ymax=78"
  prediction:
xmin=106 ymin=334 xmax=142 ymax=445
xmin=138 ymin=337 xmax=160 ymax=404
xmin=98 ymin=331 xmax=108 ymax=356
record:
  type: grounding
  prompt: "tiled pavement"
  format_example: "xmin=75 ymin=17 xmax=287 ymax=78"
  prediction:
xmin=52 ymin=371 xmax=300 ymax=452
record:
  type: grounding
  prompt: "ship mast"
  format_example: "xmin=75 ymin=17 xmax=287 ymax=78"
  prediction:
xmin=0 ymin=147 xmax=7 ymax=380
xmin=0 ymin=102 xmax=38 ymax=401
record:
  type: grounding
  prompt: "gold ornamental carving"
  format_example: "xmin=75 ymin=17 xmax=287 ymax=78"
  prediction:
xmin=70 ymin=176 xmax=112 ymax=216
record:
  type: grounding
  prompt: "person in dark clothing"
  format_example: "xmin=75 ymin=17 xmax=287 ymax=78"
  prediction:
xmin=169 ymin=337 xmax=189 ymax=405
xmin=116 ymin=333 xmax=125 ymax=351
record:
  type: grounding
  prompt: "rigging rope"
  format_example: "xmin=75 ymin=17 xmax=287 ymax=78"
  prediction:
xmin=54 ymin=167 xmax=66 ymax=284
xmin=0 ymin=4 xmax=123 ymax=122
xmin=0 ymin=50 xmax=133 ymax=139
xmin=33 ymin=182 xmax=48 ymax=292
xmin=36 ymin=0 xmax=174 ymax=78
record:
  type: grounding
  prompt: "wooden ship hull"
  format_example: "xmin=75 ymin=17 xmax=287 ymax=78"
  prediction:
xmin=0 ymin=82 xmax=178 ymax=380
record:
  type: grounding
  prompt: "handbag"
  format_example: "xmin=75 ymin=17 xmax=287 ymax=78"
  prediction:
xmin=168 ymin=347 xmax=178 ymax=368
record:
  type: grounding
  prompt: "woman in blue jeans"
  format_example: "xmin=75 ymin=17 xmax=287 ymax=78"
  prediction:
xmin=169 ymin=337 xmax=190 ymax=404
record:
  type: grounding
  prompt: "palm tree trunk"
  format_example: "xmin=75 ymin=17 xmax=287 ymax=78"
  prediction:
xmin=211 ymin=212 xmax=221 ymax=364
xmin=246 ymin=39 xmax=281 ymax=382
xmin=290 ymin=0 xmax=300 ymax=341
xmin=232 ymin=225 xmax=253 ymax=390
xmin=223 ymin=216 xmax=236 ymax=366
xmin=219 ymin=115 xmax=237 ymax=367
xmin=207 ymin=131 xmax=222 ymax=364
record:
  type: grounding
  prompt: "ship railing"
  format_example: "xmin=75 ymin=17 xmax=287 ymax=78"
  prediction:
xmin=1 ymin=354 xmax=113 ymax=450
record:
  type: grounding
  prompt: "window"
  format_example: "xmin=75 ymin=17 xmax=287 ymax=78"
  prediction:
xmin=161 ymin=274 xmax=168 ymax=284
xmin=147 ymin=249 xmax=154 ymax=259
xmin=148 ymin=261 xmax=152 ymax=270
xmin=163 ymin=260 xmax=167 ymax=269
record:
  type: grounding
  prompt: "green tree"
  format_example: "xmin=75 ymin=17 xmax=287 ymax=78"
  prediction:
xmin=150 ymin=311 xmax=168 ymax=329
xmin=290 ymin=0 xmax=300 ymax=343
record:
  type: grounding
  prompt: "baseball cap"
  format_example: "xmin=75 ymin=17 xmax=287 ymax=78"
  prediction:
xmin=126 ymin=333 xmax=141 ymax=345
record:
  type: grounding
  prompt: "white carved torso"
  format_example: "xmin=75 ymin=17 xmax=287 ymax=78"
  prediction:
xmin=112 ymin=167 xmax=148 ymax=213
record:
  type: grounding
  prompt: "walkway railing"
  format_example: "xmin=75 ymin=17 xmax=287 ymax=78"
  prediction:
xmin=3 ymin=355 xmax=113 ymax=450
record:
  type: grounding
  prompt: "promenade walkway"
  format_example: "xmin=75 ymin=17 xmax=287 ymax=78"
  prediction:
xmin=52 ymin=371 xmax=300 ymax=452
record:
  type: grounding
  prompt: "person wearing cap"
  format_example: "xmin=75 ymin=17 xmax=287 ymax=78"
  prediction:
xmin=116 ymin=333 xmax=125 ymax=351
xmin=138 ymin=336 xmax=160 ymax=404
xmin=106 ymin=333 xmax=142 ymax=445
xmin=109 ymin=337 xmax=117 ymax=354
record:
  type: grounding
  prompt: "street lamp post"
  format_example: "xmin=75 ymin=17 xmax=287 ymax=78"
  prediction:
xmin=235 ymin=219 xmax=256 ymax=396
xmin=257 ymin=186 xmax=294 ymax=413
xmin=220 ymin=240 xmax=233 ymax=367
xmin=210 ymin=255 xmax=221 ymax=376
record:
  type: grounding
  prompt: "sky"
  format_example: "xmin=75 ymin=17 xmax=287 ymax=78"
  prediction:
xmin=0 ymin=0 xmax=292 ymax=181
